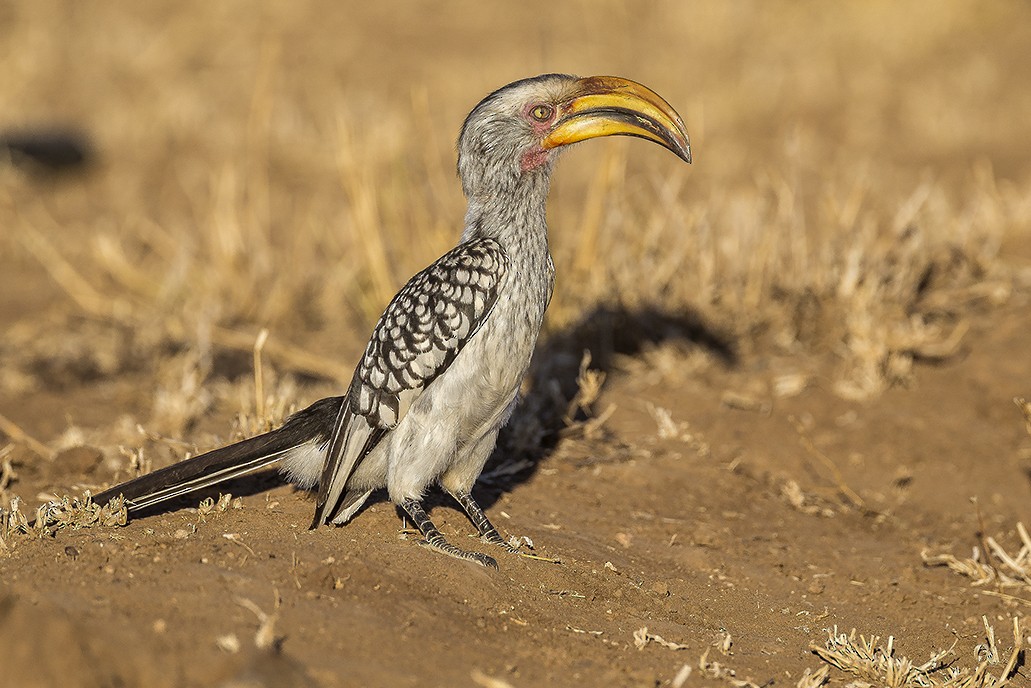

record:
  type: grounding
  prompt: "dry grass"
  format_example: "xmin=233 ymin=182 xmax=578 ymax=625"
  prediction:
xmin=0 ymin=490 xmax=127 ymax=552
xmin=12 ymin=124 xmax=1024 ymax=403
xmin=920 ymin=400 xmax=1031 ymax=597
xmin=810 ymin=619 xmax=1022 ymax=687
xmin=633 ymin=626 xmax=690 ymax=651
xmin=1016 ymin=398 xmax=1031 ymax=437
xmin=1 ymin=2 xmax=1029 ymax=422
xmin=0 ymin=487 xmax=244 ymax=553
xmin=923 ymin=522 xmax=1031 ymax=596
xmin=665 ymin=648 xmax=830 ymax=688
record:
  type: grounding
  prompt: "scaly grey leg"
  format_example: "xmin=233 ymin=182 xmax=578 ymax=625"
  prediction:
xmin=399 ymin=498 xmax=498 ymax=569
xmin=450 ymin=489 xmax=519 ymax=553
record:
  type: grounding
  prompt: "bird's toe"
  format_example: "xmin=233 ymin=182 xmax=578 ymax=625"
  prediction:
xmin=472 ymin=552 xmax=499 ymax=570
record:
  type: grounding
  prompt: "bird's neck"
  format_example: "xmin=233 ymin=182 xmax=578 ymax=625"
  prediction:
xmin=460 ymin=173 xmax=551 ymax=258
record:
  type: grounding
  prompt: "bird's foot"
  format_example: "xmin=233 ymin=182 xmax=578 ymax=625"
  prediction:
xmin=400 ymin=498 xmax=498 ymax=569
xmin=449 ymin=489 xmax=523 ymax=554
xmin=417 ymin=533 xmax=498 ymax=569
xmin=474 ymin=526 xmax=520 ymax=553
xmin=492 ymin=532 xmax=561 ymax=563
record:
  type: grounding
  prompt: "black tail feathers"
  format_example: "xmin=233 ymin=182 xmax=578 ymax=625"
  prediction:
xmin=93 ymin=397 xmax=343 ymax=515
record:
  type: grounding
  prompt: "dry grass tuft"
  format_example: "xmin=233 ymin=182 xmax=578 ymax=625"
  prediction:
xmin=1 ymin=491 xmax=127 ymax=550
xmin=646 ymin=403 xmax=711 ymax=457
xmin=922 ymin=522 xmax=1031 ymax=593
xmin=1015 ymin=398 xmax=1031 ymax=437
xmin=681 ymin=646 xmax=830 ymax=688
xmin=236 ymin=590 xmax=282 ymax=651
xmin=633 ymin=626 xmax=689 ymax=651
xmin=810 ymin=619 xmax=1022 ymax=687
xmin=1 ymin=488 xmax=239 ymax=553
xmin=196 ymin=493 xmax=235 ymax=522
xmin=33 ymin=492 xmax=128 ymax=531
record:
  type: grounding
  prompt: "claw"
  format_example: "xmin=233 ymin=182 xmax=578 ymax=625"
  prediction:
xmin=470 ymin=551 xmax=499 ymax=570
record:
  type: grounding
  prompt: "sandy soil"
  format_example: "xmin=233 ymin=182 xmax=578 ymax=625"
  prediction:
xmin=1 ymin=293 xmax=1029 ymax=687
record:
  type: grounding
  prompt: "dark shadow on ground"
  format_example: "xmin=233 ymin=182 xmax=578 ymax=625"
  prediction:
xmin=0 ymin=127 xmax=93 ymax=175
xmin=475 ymin=303 xmax=737 ymax=509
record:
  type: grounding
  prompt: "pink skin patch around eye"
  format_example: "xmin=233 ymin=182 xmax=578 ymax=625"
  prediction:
xmin=519 ymin=104 xmax=559 ymax=172
xmin=520 ymin=146 xmax=552 ymax=172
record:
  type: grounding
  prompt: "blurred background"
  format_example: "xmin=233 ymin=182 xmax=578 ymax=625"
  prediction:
xmin=1 ymin=0 xmax=1030 ymax=436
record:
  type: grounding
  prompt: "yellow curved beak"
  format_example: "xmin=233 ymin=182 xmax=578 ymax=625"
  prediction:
xmin=541 ymin=76 xmax=691 ymax=163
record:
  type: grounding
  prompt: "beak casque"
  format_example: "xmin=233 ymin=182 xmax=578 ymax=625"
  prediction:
xmin=541 ymin=76 xmax=692 ymax=163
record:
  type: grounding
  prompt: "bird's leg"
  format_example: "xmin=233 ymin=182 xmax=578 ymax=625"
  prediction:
xmin=449 ymin=489 xmax=520 ymax=553
xmin=399 ymin=498 xmax=498 ymax=570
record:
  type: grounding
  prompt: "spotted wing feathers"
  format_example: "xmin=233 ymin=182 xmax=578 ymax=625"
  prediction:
xmin=312 ymin=238 xmax=508 ymax=525
xmin=349 ymin=238 xmax=508 ymax=427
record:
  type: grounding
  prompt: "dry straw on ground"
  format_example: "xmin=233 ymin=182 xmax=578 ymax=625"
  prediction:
xmin=0 ymin=491 xmax=127 ymax=551
xmin=2 ymin=4 xmax=1029 ymax=434
xmin=810 ymin=619 xmax=1022 ymax=688
xmin=666 ymin=647 xmax=830 ymax=688
xmin=14 ymin=143 xmax=1023 ymax=404
xmin=922 ymin=522 xmax=1031 ymax=595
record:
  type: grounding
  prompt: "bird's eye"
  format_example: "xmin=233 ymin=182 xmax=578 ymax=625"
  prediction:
xmin=530 ymin=104 xmax=554 ymax=122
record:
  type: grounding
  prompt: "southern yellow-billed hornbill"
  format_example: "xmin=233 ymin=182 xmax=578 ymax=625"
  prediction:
xmin=93 ymin=74 xmax=691 ymax=568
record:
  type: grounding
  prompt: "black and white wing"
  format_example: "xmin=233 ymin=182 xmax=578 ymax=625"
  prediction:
xmin=311 ymin=238 xmax=509 ymax=525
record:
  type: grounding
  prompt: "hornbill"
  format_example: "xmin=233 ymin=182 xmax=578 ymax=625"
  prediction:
xmin=93 ymin=74 xmax=691 ymax=568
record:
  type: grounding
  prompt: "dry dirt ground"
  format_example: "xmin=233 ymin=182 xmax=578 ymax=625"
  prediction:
xmin=1 ymin=286 xmax=1030 ymax=687
xmin=3 ymin=2 xmax=1031 ymax=687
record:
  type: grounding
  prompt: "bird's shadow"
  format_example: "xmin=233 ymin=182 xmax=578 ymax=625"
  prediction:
xmin=0 ymin=128 xmax=93 ymax=175
xmin=127 ymin=303 xmax=736 ymax=524
xmin=472 ymin=302 xmax=737 ymax=510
